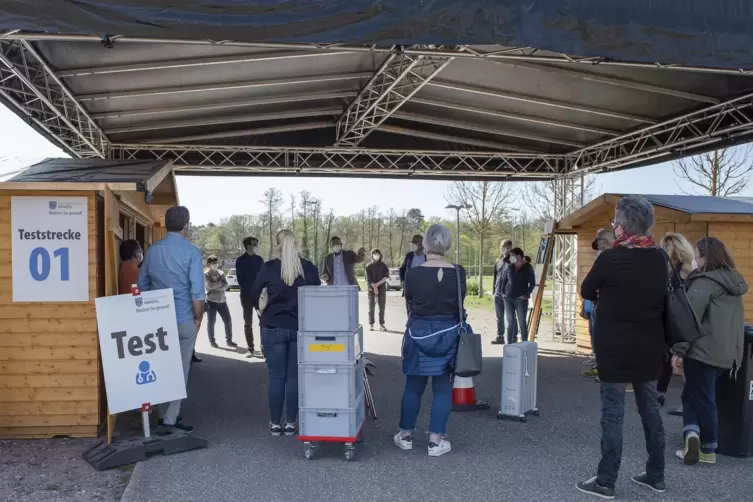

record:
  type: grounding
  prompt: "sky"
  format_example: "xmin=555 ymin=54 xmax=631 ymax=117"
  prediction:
xmin=1 ymin=104 xmax=751 ymax=225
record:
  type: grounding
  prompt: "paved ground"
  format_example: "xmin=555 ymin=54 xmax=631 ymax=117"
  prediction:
xmin=120 ymin=291 xmax=751 ymax=502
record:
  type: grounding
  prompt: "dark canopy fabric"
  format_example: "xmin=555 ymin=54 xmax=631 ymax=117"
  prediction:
xmin=2 ymin=1 xmax=752 ymax=70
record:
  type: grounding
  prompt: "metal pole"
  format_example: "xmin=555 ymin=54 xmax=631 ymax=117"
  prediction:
xmin=454 ymin=208 xmax=461 ymax=264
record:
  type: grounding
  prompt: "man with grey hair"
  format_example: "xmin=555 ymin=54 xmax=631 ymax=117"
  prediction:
xmin=138 ymin=206 xmax=205 ymax=433
xmin=577 ymin=195 xmax=667 ymax=499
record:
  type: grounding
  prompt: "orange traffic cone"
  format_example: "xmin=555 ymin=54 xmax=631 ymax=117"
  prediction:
xmin=451 ymin=376 xmax=489 ymax=412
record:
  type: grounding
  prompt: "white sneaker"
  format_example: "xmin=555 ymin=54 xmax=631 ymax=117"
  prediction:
xmin=393 ymin=432 xmax=413 ymax=451
xmin=428 ymin=439 xmax=452 ymax=457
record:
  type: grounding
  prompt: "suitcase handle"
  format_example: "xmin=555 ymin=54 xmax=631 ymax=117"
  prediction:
xmin=315 ymin=336 xmax=336 ymax=341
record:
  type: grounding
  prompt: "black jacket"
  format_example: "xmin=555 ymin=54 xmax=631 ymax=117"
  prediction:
xmin=249 ymin=258 xmax=321 ymax=330
xmin=236 ymin=253 xmax=264 ymax=298
xmin=399 ymin=251 xmax=415 ymax=283
xmin=493 ymin=255 xmax=511 ymax=295
xmin=499 ymin=262 xmax=536 ymax=298
xmin=581 ymin=246 xmax=667 ymax=383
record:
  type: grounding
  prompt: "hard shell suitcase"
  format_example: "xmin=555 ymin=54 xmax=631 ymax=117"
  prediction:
xmin=498 ymin=341 xmax=539 ymax=421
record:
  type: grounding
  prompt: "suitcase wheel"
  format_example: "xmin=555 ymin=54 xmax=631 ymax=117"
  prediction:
xmin=344 ymin=444 xmax=357 ymax=461
xmin=304 ymin=442 xmax=317 ymax=460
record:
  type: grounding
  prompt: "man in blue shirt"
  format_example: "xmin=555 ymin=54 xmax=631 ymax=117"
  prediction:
xmin=236 ymin=236 xmax=265 ymax=358
xmin=138 ymin=206 xmax=205 ymax=432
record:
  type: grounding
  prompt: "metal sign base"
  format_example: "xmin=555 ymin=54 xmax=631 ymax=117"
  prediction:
xmin=83 ymin=427 xmax=208 ymax=471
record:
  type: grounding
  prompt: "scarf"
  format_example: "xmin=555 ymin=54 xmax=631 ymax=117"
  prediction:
xmin=612 ymin=233 xmax=658 ymax=249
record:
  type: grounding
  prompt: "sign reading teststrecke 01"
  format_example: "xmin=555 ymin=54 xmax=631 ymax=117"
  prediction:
xmin=11 ymin=196 xmax=89 ymax=302
xmin=95 ymin=289 xmax=186 ymax=415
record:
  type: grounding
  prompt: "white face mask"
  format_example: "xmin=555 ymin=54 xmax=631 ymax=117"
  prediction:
xmin=410 ymin=243 xmax=418 ymax=252
xmin=332 ymin=245 xmax=342 ymax=253
xmin=691 ymin=259 xmax=698 ymax=270
xmin=209 ymin=264 xmax=218 ymax=271
xmin=372 ymin=254 xmax=381 ymax=261
xmin=509 ymin=256 xmax=518 ymax=264
xmin=254 ymin=246 xmax=261 ymax=255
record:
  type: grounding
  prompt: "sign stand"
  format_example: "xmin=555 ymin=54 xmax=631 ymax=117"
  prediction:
xmin=83 ymin=286 xmax=208 ymax=471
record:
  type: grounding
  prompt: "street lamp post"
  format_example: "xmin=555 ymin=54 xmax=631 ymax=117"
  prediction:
xmin=445 ymin=203 xmax=471 ymax=264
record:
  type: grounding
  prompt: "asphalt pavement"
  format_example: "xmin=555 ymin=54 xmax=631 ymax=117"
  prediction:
xmin=121 ymin=291 xmax=752 ymax=502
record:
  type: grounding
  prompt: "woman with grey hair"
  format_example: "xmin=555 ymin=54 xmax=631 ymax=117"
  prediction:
xmin=394 ymin=224 xmax=469 ymax=457
xmin=577 ymin=195 xmax=668 ymax=499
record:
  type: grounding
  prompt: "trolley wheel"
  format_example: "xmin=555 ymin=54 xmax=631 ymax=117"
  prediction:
xmin=304 ymin=442 xmax=317 ymax=460
xmin=344 ymin=444 xmax=357 ymax=461
xmin=519 ymin=416 xmax=528 ymax=423
xmin=496 ymin=412 xmax=504 ymax=420
xmin=532 ymin=410 xmax=540 ymax=417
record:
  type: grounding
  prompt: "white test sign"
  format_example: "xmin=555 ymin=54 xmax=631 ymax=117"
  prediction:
xmin=95 ymin=289 xmax=187 ymax=415
xmin=11 ymin=196 xmax=89 ymax=302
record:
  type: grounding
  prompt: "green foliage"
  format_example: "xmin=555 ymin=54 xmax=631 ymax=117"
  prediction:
xmin=466 ymin=278 xmax=480 ymax=296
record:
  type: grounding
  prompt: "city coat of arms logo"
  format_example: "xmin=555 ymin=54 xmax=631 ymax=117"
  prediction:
xmin=48 ymin=201 xmax=57 ymax=210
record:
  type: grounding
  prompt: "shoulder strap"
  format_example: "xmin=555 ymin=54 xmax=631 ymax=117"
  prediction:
xmin=454 ymin=265 xmax=463 ymax=325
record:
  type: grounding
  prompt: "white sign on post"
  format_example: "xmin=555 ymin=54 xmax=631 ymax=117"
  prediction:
xmin=95 ymin=289 xmax=187 ymax=415
xmin=11 ymin=196 xmax=89 ymax=302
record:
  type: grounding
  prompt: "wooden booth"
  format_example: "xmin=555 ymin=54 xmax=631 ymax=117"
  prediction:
xmin=0 ymin=158 xmax=179 ymax=439
xmin=557 ymin=194 xmax=753 ymax=355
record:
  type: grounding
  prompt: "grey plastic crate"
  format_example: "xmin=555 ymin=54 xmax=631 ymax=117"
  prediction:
xmin=298 ymin=326 xmax=363 ymax=364
xmin=299 ymin=393 xmax=365 ymax=439
xmin=299 ymin=358 xmax=364 ymax=409
xmin=298 ymin=285 xmax=359 ymax=332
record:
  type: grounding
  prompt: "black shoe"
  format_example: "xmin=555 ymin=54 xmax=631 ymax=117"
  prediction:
xmin=491 ymin=337 xmax=505 ymax=345
xmin=631 ymin=473 xmax=666 ymax=493
xmin=162 ymin=419 xmax=195 ymax=433
xmin=576 ymin=477 xmax=615 ymax=500
xmin=226 ymin=341 xmax=239 ymax=348
xmin=269 ymin=423 xmax=282 ymax=436
xmin=210 ymin=342 xmax=219 ymax=348
xmin=191 ymin=354 xmax=202 ymax=363
xmin=284 ymin=423 xmax=298 ymax=436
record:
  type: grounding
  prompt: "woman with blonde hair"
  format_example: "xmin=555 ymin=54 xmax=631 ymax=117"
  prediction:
xmin=250 ymin=230 xmax=320 ymax=436
xmin=659 ymin=232 xmax=696 ymax=412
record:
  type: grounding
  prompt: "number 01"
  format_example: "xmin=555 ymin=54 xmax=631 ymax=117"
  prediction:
xmin=29 ymin=247 xmax=70 ymax=281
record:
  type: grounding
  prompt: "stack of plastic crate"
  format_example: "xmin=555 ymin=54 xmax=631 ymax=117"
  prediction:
xmin=297 ymin=285 xmax=365 ymax=460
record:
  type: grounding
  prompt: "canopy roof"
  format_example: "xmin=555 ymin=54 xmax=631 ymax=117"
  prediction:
xmin=2 ymin=3 xmax=753 ymax=180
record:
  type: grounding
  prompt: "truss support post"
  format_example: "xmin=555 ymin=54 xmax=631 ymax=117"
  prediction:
xmin=334 ymin=48 xmax=454 ymax=147
xmin=552 ymin=175 xmax=579 ymax=344
xmin=0 ymin=39 xmax=108 ymax=158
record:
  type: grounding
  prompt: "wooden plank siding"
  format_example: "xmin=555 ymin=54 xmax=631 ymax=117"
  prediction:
xmin=573 ymin=207 xmax=713 ymax=354
xmin=0 ymin=191 xmax=100 ymax=438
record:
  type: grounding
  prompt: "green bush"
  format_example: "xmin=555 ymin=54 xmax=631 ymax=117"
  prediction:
xmin=466 ymin=279 xmax=480 ymax=296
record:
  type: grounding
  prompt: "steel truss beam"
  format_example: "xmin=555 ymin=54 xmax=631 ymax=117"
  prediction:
xmin=110 ymin=144 xmax=562 ymax=178
xmin=335 ymin=49 xmax=454 ymax=146
xmin=570 ymin=91 xmax=753 ymax=175
xmin=0 ymin=39 xmax=107 ymax=157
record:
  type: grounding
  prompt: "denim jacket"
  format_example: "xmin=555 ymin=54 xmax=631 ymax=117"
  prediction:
xmin=402 ymin=314 xmax=469 ymax=376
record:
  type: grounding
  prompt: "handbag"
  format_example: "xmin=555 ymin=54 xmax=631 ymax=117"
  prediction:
xmin=452 ymin=265 xmax=483 ymax=377
xmin=663 ymin=251 xmax=706 ymax=346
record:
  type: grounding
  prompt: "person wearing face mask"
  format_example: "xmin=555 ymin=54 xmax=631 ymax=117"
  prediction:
xmin=321 ymin=236 xmax=366 ymax=287
xmin=365 ymin=248 xmax=390 ymax=331
xmin=582 ymin=228 xmax=616 ymax=380
xmin=204 ymin=255 xmax=237 ymax=349
xmin=118 ymin=239 xmax=143 ymax=295
xmin=491 ymin=239 xmax=513 ymax=345
xmin=236 ymin=237 xmax=265 ymax=358
xmin=499 ymin=247 xmax=536 ymax=344
xmin=399 ymin=235 xmax=425 ymax=313
xmin=138 ymin=206 xmax=205 ymax=433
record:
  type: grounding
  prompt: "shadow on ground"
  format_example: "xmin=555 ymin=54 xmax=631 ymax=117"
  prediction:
xmin=120 ymin=348 xmax=752 ymax=502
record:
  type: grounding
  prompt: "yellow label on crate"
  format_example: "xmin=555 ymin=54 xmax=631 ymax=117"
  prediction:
xmin=309 ymin=343 xmax=345 ymax=353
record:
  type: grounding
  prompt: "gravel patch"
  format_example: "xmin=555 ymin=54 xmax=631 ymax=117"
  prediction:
xmin=0 ymin=438 xmax=133 ymax=502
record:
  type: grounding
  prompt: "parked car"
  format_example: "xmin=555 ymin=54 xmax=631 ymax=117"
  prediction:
xmin=226 ymin=268 xmax=239 ymax=290
xmin=386 ymin=268 xmax=402 ymax=291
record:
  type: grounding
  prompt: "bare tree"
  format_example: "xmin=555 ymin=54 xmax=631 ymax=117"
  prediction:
xmin=298 ymin=190 xmax=313 ymax=257
xmin=289 ymin=194 xmax=296 ymax=230
xmin=673 ymin=147 xmax=753 ymax=196
xmin=387 ymin=209 xmax=396 ymax=265
xmin=521 ymin=175 xmax=598 ymax=221
xmin=446 ymin=181 xmax=513 ymax=296
xmin=261 ymin=188 xmax=283 ymax=257
xmin=311 ymin=199 xmax=322 ymax=264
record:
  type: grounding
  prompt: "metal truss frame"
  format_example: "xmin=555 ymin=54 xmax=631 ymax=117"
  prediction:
xmin=0 ymin=39 xmax=107 ymax=158
xmin=551 ymin=176 xmax=582 ymax=344
xmin=335 ymin=49 xmax=454 ymax=146
xmin=110 ymin=144 xmax=562 ymax=178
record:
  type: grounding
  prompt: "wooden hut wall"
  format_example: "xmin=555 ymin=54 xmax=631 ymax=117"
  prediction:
xmin=0 ymin=191 xmax=100 ymax=438
xmin=706 ymin=221 xmax=753 ymax=324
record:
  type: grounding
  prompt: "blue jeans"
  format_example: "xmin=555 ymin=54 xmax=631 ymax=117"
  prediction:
xmin=504 ymin=297 xmax=529 ymax=344
xmin=206 ymin=301 xmax=232 ymax=344
xmin=494 ymin=294 xmax=505 ymax=339
xmin=261 ymin=327 xmax=298 ymax=425
xmin=682 ymin=358 xmax=725 ymax=453
xmin=399 ymin=373 xmax=453 ymax=435
xmin=597 ymin=381 xmax=665 ymax=489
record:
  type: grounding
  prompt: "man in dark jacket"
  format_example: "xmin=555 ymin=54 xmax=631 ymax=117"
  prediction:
xmin=399 ymin=234 xmax=425 ymax=313
xmin=365 ymin=248 xmax=390 ymax=331
xmin=577 ymin=195 xmax=667 ymax=500
xmin=321 ymin=236 xmax=365 ymax=287
xmin=236 ymin=236 xmax=265 ymax=358
xmin=499 ymin=246 xmax=535 ymax=344
xmin=491 ymin=239 xmax=513 ymax=345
